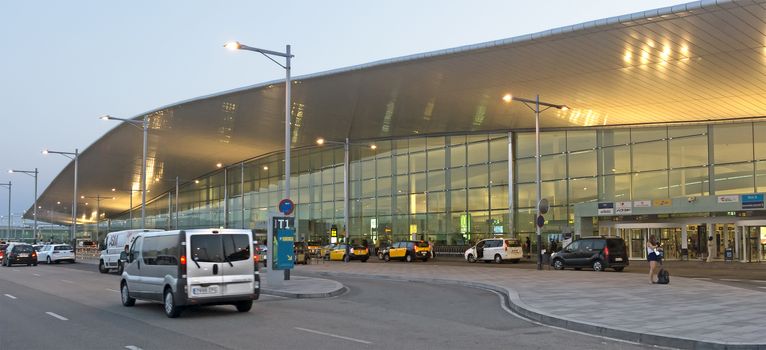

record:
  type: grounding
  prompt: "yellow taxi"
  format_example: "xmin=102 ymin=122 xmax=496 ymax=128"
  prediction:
xmin=328 ymin=244 xmax=370 ymax=262
xmin=383 ymin=241 xmax=431 ymax=262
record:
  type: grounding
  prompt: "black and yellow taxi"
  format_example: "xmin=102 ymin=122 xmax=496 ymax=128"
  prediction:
xmin=306 ymin=241 xmax=322 ymax=257
xmin=328 ymin=244 xmax=370 ymax=262
xmin=293 ymin=241 xmax=309 ymax=265
xmin=383 ymin=241 xmax=431 ymax=262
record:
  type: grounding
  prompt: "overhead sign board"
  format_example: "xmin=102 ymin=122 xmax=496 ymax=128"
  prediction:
xmin=717 ymin=195 xmax=739 ymax=204
xmin=633 ymin=200 xmax=651 ymax=208
xmin=653 ymin=199 xmax=672 ymax=207
xmin=271 ymin=216 xmax=295 ymax=270
xmin=741 ymin=194 xmax=765 ymax=209
xmin=615 ymin=201 xmax=632 ymax=214
xmin=597 ymin=202 xmax=614 ymax=215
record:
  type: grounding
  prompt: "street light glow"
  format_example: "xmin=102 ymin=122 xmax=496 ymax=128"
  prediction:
xmin=370 ymin=144 xmax=377 ymax=150
xmin=216 ymin=163 xmax=223 ymax=168
xmin=224 ymin=41 xmax=241 ymax=50
xmin=502 ymin=94 xmax=512 ymax=103
xmin=99 ymin=115 xmax=110 ymax=120
xmin=41 ymin=149 xmax=48 ymax=155
xmin=7 ymin=170 xmax=12 ymax=174
xmin=316 ymin=138 xmax=325 ymax=145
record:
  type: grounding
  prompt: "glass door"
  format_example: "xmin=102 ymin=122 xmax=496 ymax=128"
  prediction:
xmin=659 ymin=228 xmax=682 ymax=260
xmin=630 ymin=229 xmax=645 ymax=260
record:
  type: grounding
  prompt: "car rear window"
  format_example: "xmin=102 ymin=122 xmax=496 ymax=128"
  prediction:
xmin=505 ymin=240 xmax=521 ymax=247
xmin=191 ymin=235 xmax=224 ymax=263
xmin=606 ymin=239 xmax=626 ymax=251
xmin=415 ymin=242 xmax=429 ymax=248
xmin=223 ymin=234 xmax=250 ymax=262
xmin=55 ymin=245 xmax=73 ymax=251
xmin=14 ymin=245 xmax=33 ymax=253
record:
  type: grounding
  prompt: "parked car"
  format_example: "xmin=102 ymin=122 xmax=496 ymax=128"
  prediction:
xmin=328 ymin=244 xmax=369 ymax=262
xmin=383 ymin=241 xmax=430 ymax=262
xmin=320 ymin=244 xmax=336 ymax=260
xmin=120 ymin=228 xmax=260 ymax=318
xmin=254 ymin=244 xmax=268 ymax=267
xmin=550 ymin=237 xmax=629 ymax=272
xmin=465 ymin=238 xmax=523 ymax=264
xmin=37 ymin=244 xmax=76 ymax=264
xmin=3 ymin=243 xmax=37 ymax=267
xmin=294 ymin=241 xmax=309 ymax=265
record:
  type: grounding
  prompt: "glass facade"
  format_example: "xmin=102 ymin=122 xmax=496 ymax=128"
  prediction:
xmin=105 ymin=120 xmax=766 ymax=247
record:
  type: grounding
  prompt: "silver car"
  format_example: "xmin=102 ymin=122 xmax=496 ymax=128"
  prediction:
xmin=120 ymin=229 xmax=260 ymax=318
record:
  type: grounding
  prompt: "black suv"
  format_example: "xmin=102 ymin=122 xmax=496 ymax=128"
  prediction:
xmin=550 ymin=237 xmax=628 ymax=272
xmin=3 ymin=243 xmax=38 ymax=267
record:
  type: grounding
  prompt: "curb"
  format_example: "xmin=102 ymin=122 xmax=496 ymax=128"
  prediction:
xmin=304 ymin=271 xmax=766 ymax=350
xmin=261 ymin=285 xmax=348 ymax=299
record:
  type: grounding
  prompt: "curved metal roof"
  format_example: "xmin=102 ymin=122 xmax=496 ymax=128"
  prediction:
xmin=35 ymin=0 xmax=766 ymax=224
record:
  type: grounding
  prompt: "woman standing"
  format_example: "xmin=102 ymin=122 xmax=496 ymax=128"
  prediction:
xmin=646 ymin=235 xmax=661 ymax=284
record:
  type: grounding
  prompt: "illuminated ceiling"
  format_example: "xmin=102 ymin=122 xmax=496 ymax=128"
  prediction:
xmin=35 ymin=0 xmax=766 ymax=224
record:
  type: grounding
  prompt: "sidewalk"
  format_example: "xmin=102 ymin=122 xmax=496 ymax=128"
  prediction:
xmin=295 ymin=261 xmax=766 ymax=349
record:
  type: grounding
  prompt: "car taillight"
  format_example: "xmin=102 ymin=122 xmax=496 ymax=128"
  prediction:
xmin=180 ymin=255 xmax=186 ymax=265
xmin=604 ymin=246 xmax=610 ymax=258
xmin=32 ymin=251 xmax=37 ymax=257
xmin=253 ymin=254 xmax=259 ymax=262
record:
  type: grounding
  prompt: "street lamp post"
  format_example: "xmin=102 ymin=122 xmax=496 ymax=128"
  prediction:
xmin=101 ymin=115 xmax=148 ymax=230
xmin=42 ymin=148 xmax=79 ymax=249
xmin=502 ymin=94 xmax=568 ymax=271
xmin=81 ymin=194 xmax=114 ymax=242
xmin=9 ymin=168 xmax=38 ymax=240
xmin=316 ymin=138 xmax=377 ymax=247
xmin=0 ymin=181 xmax=10 ymax=240
xmin=225 ymin=41 xmax=293 ymax=201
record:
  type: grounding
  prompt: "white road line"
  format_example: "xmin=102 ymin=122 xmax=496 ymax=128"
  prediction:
xmin=106 ymin=288 xmax=120 ymax=293
xmin=294 ymin=327 xmax=372 ymax=345
xmin=60 ymin=279 xmax=75 ymax=284
xmin=45 ymin=312 xmax=68 ymax=321
xmin=691 ymin=277 xmax=712 ymax=280
xmin=758 ymin=286 xmax=766 ymax=289
xmin=12 ymin=269 xmax=19 ymax=272
xmin=33 ymin=273 xmax=41 ymax=277
xmin=720 ymin=278 xmax=743 ymax=282
xmin=752 ymin=280 xmax=766 ymax=283
xmin=4 ymin=294 xmax=17 ymax=299
xmin=125 ymin=346 xmax=143 ymax=350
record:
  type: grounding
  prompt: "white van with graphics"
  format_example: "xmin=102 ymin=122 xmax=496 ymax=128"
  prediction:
xmin=99 ymin=229 xmax=163 ymax=274
xmin=119 ymin=229 xmax=260 ymax=318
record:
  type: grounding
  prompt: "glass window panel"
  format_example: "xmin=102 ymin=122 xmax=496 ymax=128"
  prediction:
xmin=490 ymin=162 xmax=508 ymax=186
xmin=377 ymin=177 xmax=391 ymax=197
xmin=567 ymin=130 xmax=596 ymax=151
xmin=394 ymin=139 xmax=409 ymax=155
xmin=449 ymin=145 xmax=466 ymax=167
xmin=427 ymin=148 xmax=446 ymax=170
xmin=515 ymin=208 xmax=535 ymax=233
xmin=754 ymin=122 xmax=766 ymax=161
xmin=335 ymin=183 xmax=345 ymax=201
xmin=427 ymin=136 xmax=445 ymax=150
xmin=467 ymin=141 xmax=488 ymax=165
xmin=600 ymin=129 xmax=630 ymax=147
xmin=362 ymin=198 xmax=375 ymax=216
xmin=408 ymin=138 xmax=426 ymax=153
xmin=467 ymin=164 xmax=488 ymax=188
xmin=467 ymin=134 xmax=487 ymax=143
xmin=515 ymin=158 xmax=535 ymax=183
xmin=395 ymin=154 xmax=408 ymax=174
xmin=374 ymin=140 xmax=393 ymax=158
xmin=394 ymin=175 xmax=408 ymax=195
xmin=449 ymin=135 xmax=466 ymax=146
xmin=467 ymin=188 xmax=489 ymax=210
xmin=362 ymin=179 xmax=375 ymax=198
xmin=490 ymin=185 xmax=509 ymax=210
xmin=600 ymin=146 xmax=630 ymax=174
xmin=361 ymin=160 xmax=375 ymax=179
xmin=410 ymin=193 xmax=427 ymax=214
xmin=322 ymin=201 xmax=334 ymax=218
xmin=568 ymin=150 xmax=597 ymax=178
xmin=517 ymin=183 xmax=536 ymax=208
xmin=376 ymin=157 xmax=392 ymax=178
xmin=321 ymin=168 xmax=334 ymax=184
xmin=714 ymin=123 xmax=753 ymax=164
xmin=323 ymin=184 xmax=336 ymax=202
xmin=756 ymin=161 xmax=766 ymax=193
xmin=631 ymin=126 xmax=667 ymax=143
xmin=410 ymin=173 xmax=426 ymax=193
xmin=669 ymin=167 xmax=709 ymax=197
xmin=540 ymin=154 xmax=567 ymax=181
xmin=541 ymin=180 xmax=567 ymax=207
xmin=410 ymin=152 xmax=426 ymax=173
xmin=632 ymin=170 xmax=669 ymax=200
xmin=670 ymin=136 xmax=707 ymax=168
xmin=469 ymin=211 xmax=489 ymax=235
xmin=377 ymin=197 xmax=392 ymax=216
xmin=633 ymin=140 xmax=668 ymax=172
xmin=450 ymin=167 xmax=466 ymax=189
xmin=516 ymin=133 xmax=535 ymax=159
xmin=427 ymin=192 xmax=446 ymax=212
xmin=568 ymin=177 xmax=597 ymax=203
xmin=450 ymin=189 xmax=467 ymax=212
xmin=322 ymin=149 xmax=335 ymax=167
xmin=540 ymin=131 xmax=566 ymax=155
xmin=714 ymin=162 xmax=754 ymax=195
xmin=669 ymin=125 xmax=706 ymax=138
xmin=489 ymin=137 xmax=509 ymax=162
xmin=599 ymin=174 xmax=631 ymax=201
xmin=394 ymin=195 xmax=408 ymax=215
xmin=428 ymin=170 xmax=446 ymax=192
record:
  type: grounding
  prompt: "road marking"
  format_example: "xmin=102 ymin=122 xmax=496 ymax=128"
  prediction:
xmin=12 ymin=269 xmax=19 ymax=272
xmin=61 ymin=279 xmax=75 ymax=284
xmin=125 ymin=346 xmax=143 ymax=350
xmin=106 ymin=288 xmax=120 ymax=293
xmin=691 ymin=277 xmax=712 ymax=280
xmin=720 ymin=279 xmax=743 ymax=282
xmin=294 ymin=327 xmax=372 ymax=345
xmin=33 ymin=273 xmax=41 ymax=277
xmin=750 ymin=280 xmax=766 ymax=283
xmin=4 ymin=294 xmax=17 ymax=299
xmin=46 ymin=312 xmax=68 ymax=321
xmin=758 ymin=286 xmax=766 ymax=289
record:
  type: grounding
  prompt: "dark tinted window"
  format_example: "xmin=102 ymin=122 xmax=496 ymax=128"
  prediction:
xmin=591 ymin=240 xmax=606 ymax=250
xmin=606 ymin=238 xmax=626 ymax=252
xmin=223 ymin=234 xmax=250 ymax=262
xmin=54 ymin=245 xmax=73 ymax=251
xmin=14 ymin=245 xmax=33 ymax=253
xmin=415 ymin=241 xmax=429 ymax=248
xmin=505 ymin=240 xmax=521 ymax=247
xmin=0 ymin=244 xmax=7 ymax=250
xmin=191 ymin=235 xmax=223 ymax=263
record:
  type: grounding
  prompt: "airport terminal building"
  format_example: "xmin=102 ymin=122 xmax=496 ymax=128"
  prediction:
xmin=34 ymin=1 xmax=766 ymax=262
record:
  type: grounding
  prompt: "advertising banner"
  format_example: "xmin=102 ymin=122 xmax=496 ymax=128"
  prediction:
xmin=615 ymin=201 xmax=632 ymax=214
xmin=597 ymin=202 xmax=614 ymax=215
xmin=741 ymin=194 xmax=765 ymax=209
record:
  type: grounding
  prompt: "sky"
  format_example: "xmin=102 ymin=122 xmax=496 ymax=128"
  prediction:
xmin=0 ymin=0 xmax=690 ymax=223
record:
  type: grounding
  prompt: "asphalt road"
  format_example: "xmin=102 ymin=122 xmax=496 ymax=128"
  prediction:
xmin=0 ymin=262 xmax=655 ymax=350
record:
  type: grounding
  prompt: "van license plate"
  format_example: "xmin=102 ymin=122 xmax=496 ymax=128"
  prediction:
xmin=615 ymin=258 xmax=623 ymax=262
xmin=192 ymin=286 xmax=219 ymax=295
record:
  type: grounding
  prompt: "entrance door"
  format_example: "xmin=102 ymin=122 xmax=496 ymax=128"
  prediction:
xmin=629 ymin=229 xmax=645 ymax=260
xmin=658 ymin=228 xmax=682 ymax=260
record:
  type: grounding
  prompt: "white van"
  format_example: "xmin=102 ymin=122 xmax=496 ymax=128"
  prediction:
xmin=464 ymin=238 xmax=523 ymax=264
xmin=99 ymin=229 xmax=163 ymax=273
xmin=119 ymin=229 xmax=260 ymax=318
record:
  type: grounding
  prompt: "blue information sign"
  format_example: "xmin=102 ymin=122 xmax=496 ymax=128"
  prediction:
xmin=274 ymin=228 xmax=295 ymax=270
xmin=741 ymin=194 xmax=764 ymax=209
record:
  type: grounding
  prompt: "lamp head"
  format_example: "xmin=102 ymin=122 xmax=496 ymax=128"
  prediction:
xmin=560 ymin=105 xmax=570 ymax=111
xmin=216 ymin=163 xmax=223 ymax=168
xmin=370 ymin=144 xmax=377 ymax=150
xmin=7 ymin=170 xmax=12 ymax=174
xmin=224 ymin=41 xmax=241 ymax=50
xmin=316 ymin=138 xmax=325 ymax=145
xmin=41 ymin=149 xmax=48 ymax=155
xmin=99 ymin=115 xmax=111 ymax=121
xmin=502 ymin=94 xmax=513 ymax=103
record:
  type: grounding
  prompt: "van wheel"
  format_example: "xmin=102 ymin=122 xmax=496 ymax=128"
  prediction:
xmin=121 ymin=282 xmax=135 ymax=307
xmin=494 ymin=254 xmax=503 ymax=264
xmin=164 ymin=289 xmax=182 ymax=318
xmin=592 ymin=260 xmax=604 ymax=272
xmin=383 ymin=254 xmax=390 ymax=262
xmin=98 ymin=260 xmax=108 ymax=273
xmin=467 ymin=254 xmax=476 ymax=263
xmin=613 ymin=267 xmax=625 ymax=272
xmin=235 ymin=300 xmax=253 ymax=312
xmin=553 ymin=259 xmax=564 ymax=270
xmin=405 ymin=254 xmax=412 ymax=263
